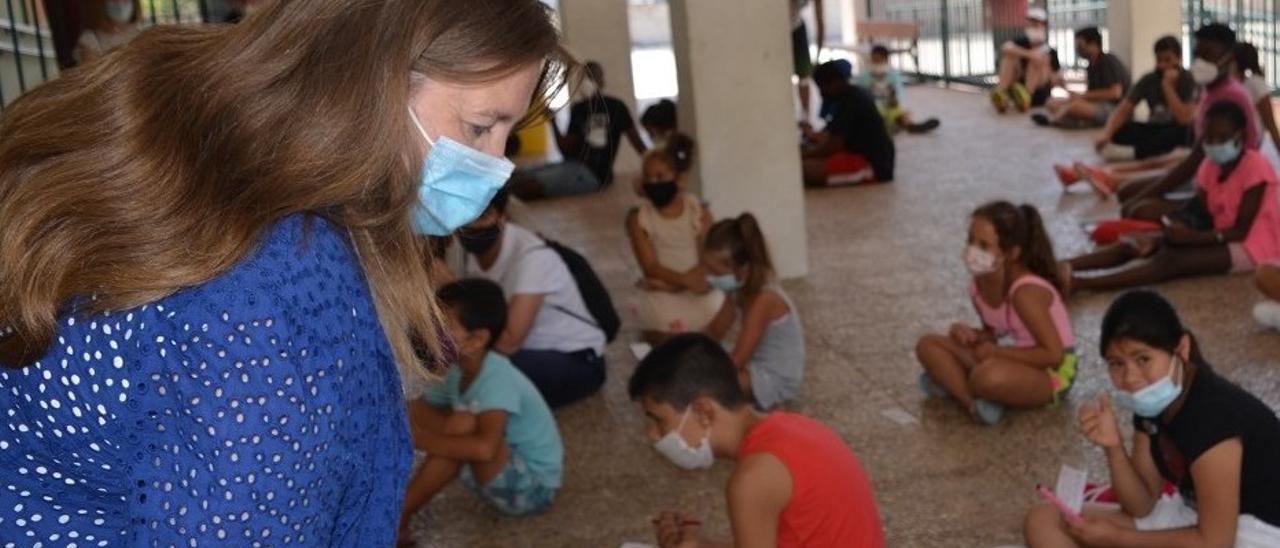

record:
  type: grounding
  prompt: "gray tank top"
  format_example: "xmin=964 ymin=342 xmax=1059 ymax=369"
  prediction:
xmin=747 ymin=284 xmax=805 ymax=404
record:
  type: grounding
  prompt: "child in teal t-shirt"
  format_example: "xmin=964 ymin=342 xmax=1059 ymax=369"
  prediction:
xmin=400 ymin=279 xmax=563 ymax=538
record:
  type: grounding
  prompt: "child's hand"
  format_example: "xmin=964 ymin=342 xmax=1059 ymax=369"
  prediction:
xmin=973 ymin=341 xmax=998 ymax=361
xmin=949 ymin=323 xmax=981 ymax=347
xmin=1120 ymin=232 xmax=1160 ymax=258
xmin=654 ymin=511 xmax=701 ymax=548
xmin=1079 ymin=392 xmax=1123 ymax=449
xmin=1064 ymin=513 xmax=1120 ymax=546
xmin=683 ymin=270 xmax=713 ymax=295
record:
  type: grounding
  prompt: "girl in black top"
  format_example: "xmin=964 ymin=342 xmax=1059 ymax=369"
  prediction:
xmin=1025 ymin=290 xmax=1280 ymax=547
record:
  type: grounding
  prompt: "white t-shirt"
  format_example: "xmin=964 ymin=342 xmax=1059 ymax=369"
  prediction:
xmin=1245 ymin=74 xmax=1272 ymax=104
xmin=465 ymin=223 xmax=606 ymax=355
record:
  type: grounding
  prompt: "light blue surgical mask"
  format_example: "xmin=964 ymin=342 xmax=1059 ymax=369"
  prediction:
xmin=408 ymin=108 xmax=514 ymax=236
xmin=707 ymin=273 xmax=742 ymax=293
xmin=1203 ymin=137 xmax=1242 ymax=166
xmin=1114 ymin=356 xmax=1184 ymax=418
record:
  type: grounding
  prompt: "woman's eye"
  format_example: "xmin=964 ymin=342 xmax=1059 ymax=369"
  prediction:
xmin=469 ymin=124 xmax=492 ymax=138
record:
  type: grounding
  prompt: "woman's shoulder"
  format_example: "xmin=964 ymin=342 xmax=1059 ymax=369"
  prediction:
xmin=150 ymin=214 xmax=369 ymax=335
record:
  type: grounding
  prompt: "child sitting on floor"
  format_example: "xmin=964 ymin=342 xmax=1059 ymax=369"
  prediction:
xmin=856 ymin=45 xmax=940 ymax=134
xmin=627 ymin=134 xmax=729 ymax=344
xmin=916 ymin=201 xmax=1076 ymax=425
xmin=400 ymin=279 xmax=563 ymax=539
xmin=1064 ymin=101 xmax=1280 ymax=293
xmin=632 ymin=334 xmax=885 ymax=548
xmin=702 ymin=214 xmax=804 ymax=410
xmin=1024 ymin=290 xmax=1280 ymax=547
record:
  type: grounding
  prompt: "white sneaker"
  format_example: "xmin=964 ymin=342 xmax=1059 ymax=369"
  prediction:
xmin=1100 ymin=143 xmax=1136 ymax=162
xmin=1253 ymin=301 xmax=1280 ymax=329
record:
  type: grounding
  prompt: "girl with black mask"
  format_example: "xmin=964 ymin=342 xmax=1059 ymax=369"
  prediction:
xmin=626 ymin=134 xmax=732 ymax=344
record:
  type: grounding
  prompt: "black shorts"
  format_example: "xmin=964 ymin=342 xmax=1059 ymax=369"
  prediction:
xmin=792 ymin=23 xmax=813 ymax=78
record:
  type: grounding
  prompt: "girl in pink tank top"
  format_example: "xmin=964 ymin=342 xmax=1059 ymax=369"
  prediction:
xmin=1066 ymin=100 xmax=1280 ymax=293
xmin=916 ymin=201 xmax=1077 ymax=425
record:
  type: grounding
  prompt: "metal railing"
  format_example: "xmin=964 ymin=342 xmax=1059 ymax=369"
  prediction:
xmin=1183 ymin=0 xmax=1280 ymax=92
xmin=865 ymin=0 xmax=1108 ymax=86
xmin=1 ymin=0 xmax=219 ymax=110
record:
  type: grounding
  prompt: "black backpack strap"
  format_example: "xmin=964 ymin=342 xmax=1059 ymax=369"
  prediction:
xmin=524 ymin=243 xmax=602 ymax=331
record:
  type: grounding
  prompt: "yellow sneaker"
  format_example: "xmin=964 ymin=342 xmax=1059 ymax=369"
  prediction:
xmin=1011 ymin=82 xmax=1032 ymax=112
xmin=990 ymin=88 xmax=1010 ymax=113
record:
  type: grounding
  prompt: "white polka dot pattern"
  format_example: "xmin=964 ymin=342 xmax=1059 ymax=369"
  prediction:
xmin=0 ymin=216 xmax=412 ymax=547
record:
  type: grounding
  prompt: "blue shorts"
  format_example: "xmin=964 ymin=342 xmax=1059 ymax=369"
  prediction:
xmin=461 ymin=453 xmax=557 ymax=515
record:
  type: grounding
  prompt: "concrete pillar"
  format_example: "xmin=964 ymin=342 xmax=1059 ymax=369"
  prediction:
xmin=1107 ymin=0 xmax=1182 ymax=80
xmin=557 ymin=0 xmax=641 ymax=172
xmin=669 ymin=0 xmax=810 ymax=278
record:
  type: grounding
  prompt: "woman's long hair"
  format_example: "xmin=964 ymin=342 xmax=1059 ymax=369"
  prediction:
xmin=0 ymin=0 xmax=568 ymax=379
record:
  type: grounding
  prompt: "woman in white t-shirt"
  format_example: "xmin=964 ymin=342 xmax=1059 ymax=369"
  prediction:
xmin=459 ymin=188 xmax=607 ymax=408
xmin=1232 ymin=42 xmax=1280 ymax=157
xmin=76 ymin=0 xmax=141 ymax=65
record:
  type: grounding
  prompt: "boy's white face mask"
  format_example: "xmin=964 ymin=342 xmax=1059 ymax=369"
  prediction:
xmin=653 ymin=408 xmax=714 ymax=470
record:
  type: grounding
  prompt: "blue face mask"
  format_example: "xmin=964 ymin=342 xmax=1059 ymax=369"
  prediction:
xmin=408 ymin=108 xmax=514 ymax=236
xmin=1203 ymin=138 xmax=1242 ymax=166
xmin=1113 ymin=356 xmax=1184 ymax=418
xmin=707 ymin=273 xmax=742 ymax=293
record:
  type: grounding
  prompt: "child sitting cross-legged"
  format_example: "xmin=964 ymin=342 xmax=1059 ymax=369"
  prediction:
xmin=399 ymin=279 xmax=563 ymax=542
xmin=916 ymin=201 xmax=1077 ymax=425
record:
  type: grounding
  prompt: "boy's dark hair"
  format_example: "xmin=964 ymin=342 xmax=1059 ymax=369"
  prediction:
xmin=972 ymin=201 xmax=1062 ymax=292
xmin=1194 ymin=23 xmax=1237 ymax=49
xmin=1234 ymin=42 xmax=1264 ymax=77
xmin=628 ymin=333 xmax=748 ymax=409
xmin=640 ymin=99 xmax=677 ymax=132
xmin=812 ymin=60 xmax=850 ymax=87
xmin=437 ymin=278 xmax=508 ymax=347
xmin=1153 ymin=35 xmax=1181 ymax=56
xmin=870 ymin=44 xmax=890 ymax=59
xmin=1101 ymin=290 xmax=1206 ymax=366
xmin=1205 ymin=99 xmax=1247 ymax=133
xmin=1074 ymin=26 xmax=1102 ymax=46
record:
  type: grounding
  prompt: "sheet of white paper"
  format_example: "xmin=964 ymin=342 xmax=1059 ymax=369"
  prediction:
xmin=880 ymin=407 xmax=919 ymax=426
xmin=630 ymin=343 xmax=652 ymax=361
xmin=619 ymin=543 xmax=657 ymax=548
xmin=1054 ymin=464 xmax=1088 ymax=515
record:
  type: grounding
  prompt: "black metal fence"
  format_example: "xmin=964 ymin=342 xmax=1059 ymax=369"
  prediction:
xmin=1184 ymin=0 xmax=1280 ymax=92
xmin=865 ymin=0 xmax=1109 ymax=86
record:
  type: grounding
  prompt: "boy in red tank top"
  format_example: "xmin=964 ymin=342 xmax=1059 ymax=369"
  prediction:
xmin=629 ymin=334 xmax=886 ymax=548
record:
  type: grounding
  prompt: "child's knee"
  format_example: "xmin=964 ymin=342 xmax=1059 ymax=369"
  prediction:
xmin=915 ymin=333 xmax=947 ymax=360
xmin=1024 ymin=502 xmax=1065 ymax=539
xmin=968 ymin=362 xmax=1007 ymax=394
xmin=444 ymin=411 xmax=478 ymax=435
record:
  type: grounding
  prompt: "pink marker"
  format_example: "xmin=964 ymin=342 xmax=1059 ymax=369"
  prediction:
xmin=1038 ymin=484 xmax=1083 ymax=524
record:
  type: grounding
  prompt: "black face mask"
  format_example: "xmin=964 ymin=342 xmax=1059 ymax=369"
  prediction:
xmin=643 ymin=180 xmax=679 ymax=208
xmin=459 ymin=224 xmax=502 ymax=256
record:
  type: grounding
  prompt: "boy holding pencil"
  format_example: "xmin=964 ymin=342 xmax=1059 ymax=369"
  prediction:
xmin=629 ymin=334 xmax=885 ymax=547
